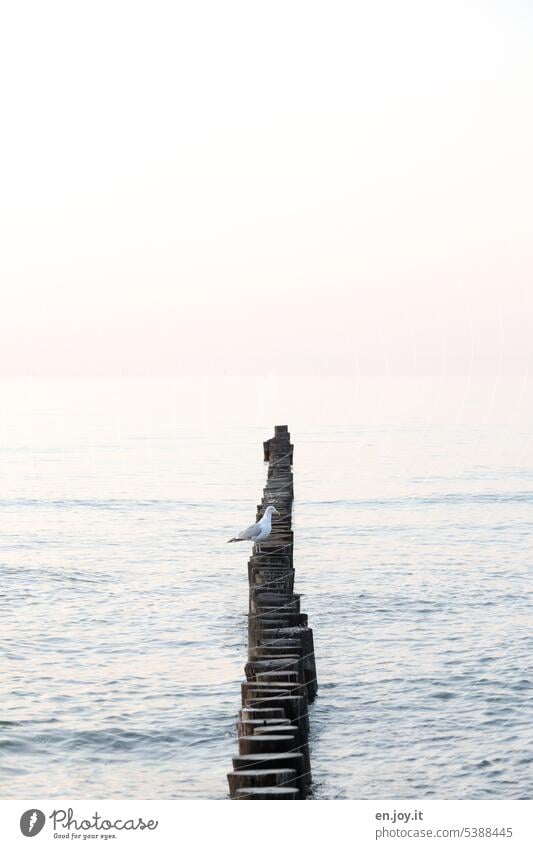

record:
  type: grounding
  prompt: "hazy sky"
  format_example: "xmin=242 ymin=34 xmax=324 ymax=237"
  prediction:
xmin=1 ymin=0 xmax=532 ymax=375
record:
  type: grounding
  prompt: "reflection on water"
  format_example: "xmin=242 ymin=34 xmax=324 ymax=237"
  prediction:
xmin=0 ymin=377 xmax=532 ymax=798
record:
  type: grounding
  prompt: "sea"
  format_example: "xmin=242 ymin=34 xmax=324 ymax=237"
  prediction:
xmin=1 ymin=376 xmax=532 ymax=799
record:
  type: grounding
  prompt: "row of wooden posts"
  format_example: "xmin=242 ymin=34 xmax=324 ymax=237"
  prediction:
xmin=227 ymin=425 xmax=318 ymax=799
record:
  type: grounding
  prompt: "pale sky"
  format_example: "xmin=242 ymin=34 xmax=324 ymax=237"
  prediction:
xmin=1 ymin=0 xmax=532 ymax=375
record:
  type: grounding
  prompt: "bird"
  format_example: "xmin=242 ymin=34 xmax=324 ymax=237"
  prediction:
xmin=227 ymin=505 xmax=280 ymax=552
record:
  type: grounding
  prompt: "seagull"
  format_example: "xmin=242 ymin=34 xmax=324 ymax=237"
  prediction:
xmin=227 ymin=505 xmax=280 ymax=552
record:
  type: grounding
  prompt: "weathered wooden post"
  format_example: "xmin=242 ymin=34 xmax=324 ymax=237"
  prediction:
xmin=226 ymin=426 xmax=318 ymax=800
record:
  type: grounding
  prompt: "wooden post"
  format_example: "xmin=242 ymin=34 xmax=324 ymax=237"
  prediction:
xmin=236 ymin=787 xmax=300 ymax=800
xmin=227 ymin=768 xmax=298 ymax=797
xmin=227 ymin=426 xmax=318 ymax=800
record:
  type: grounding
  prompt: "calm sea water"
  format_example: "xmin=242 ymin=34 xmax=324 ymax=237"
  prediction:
xmin=1 ymin=377 xmax=532 ymax=799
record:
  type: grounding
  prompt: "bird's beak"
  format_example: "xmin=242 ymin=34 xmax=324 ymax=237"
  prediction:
xmin=274 ymin=508 xmax=280 ymax=515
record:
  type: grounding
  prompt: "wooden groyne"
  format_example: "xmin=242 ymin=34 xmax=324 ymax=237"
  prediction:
xmin=227 ymin=425 xmax=318 ymax=800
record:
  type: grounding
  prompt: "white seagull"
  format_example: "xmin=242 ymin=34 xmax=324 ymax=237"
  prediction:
xmin=227 ymin=505 xmax=280 ymax=552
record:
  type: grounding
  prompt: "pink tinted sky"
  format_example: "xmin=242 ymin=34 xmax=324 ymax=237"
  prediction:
xmin=1 ymin=0 xmax=532 ymax=376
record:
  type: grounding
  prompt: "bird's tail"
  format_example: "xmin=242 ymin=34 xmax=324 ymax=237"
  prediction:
xmin=227 ymin=537 xmax=246 ymax=543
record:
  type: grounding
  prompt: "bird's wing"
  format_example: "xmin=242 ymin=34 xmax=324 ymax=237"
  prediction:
xmin=238 ymin=521 xmax=261 ymax=540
